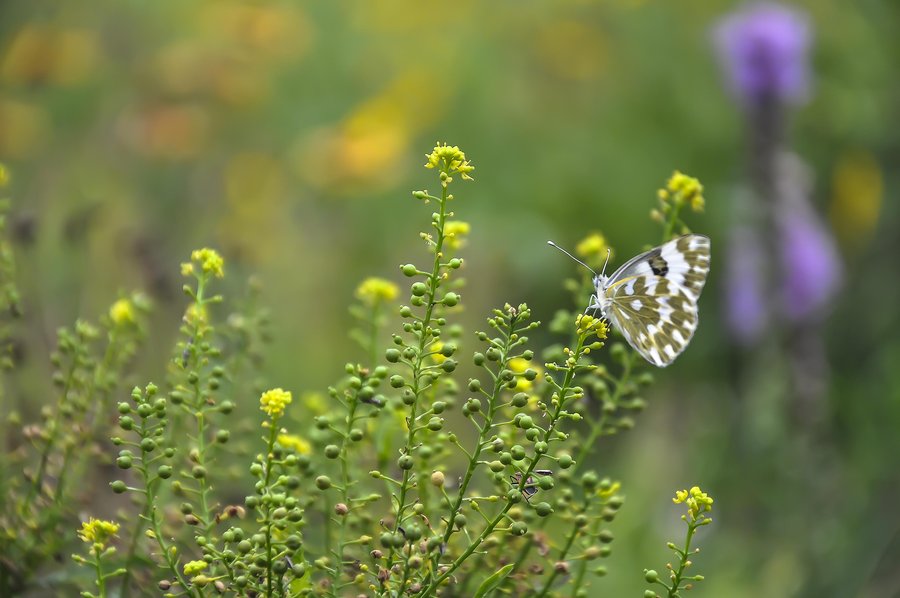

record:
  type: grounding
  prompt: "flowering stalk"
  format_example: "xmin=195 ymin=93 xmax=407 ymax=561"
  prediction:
xmin=72 ymin=518 xmax=125 ymax=598
xmin=381 ymin=144 xmax=473 ymax=587
xmin=418 ymin=314 xmax=607 ymax=597
xmin=644 ymin=486 xmax=714 ymax=598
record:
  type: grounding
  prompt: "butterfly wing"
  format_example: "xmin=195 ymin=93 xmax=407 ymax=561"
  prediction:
xmin=600 ymin=235 xmax=710 ymax=367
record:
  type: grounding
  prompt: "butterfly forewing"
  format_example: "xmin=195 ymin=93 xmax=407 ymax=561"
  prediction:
xmin=601 ymin=235 xmax=710 ymax=367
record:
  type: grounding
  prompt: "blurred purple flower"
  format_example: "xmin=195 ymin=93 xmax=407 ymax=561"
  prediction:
xmin=713 ymin=2 xmax=811 ymax=104
xmin=726 ymin=228 xmax=768 ymax=344
xmin=779 ymin=199 xmax=842 ymax=321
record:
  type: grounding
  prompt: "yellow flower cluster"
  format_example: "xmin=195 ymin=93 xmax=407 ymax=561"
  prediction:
xmin=181 ymin=247 xmax=225 ymax=279
xmin=260 ymin=387 xmax=292 ymax=418
xmin=109 ymin=298 xmax=135 ymax=326
xmin=575 ymin=313 xmax=608 ymax=339
xmin=659 ymin=171 xmax=705 ymax=212
xmin=0 ymin=163 xmax=9 ymax=187
xmin=183 ymin=560 xmax=208 ymax=576
xmin=444 ymin=220 xmax=470 ymax=250
xmin=78 ymin=518 xmax=119 ymax=547
xmin=575 ymin=232 xmax=612 ymax=269
xmin=355 ymin=277 xmax=399 ymax=306
xmin=424 ymin=142 xmax=474 ymax=181
xmin=277 ymin=433 xmax=312 ymax=455
xmin=673 ymin=485 xmax=714 ymax=521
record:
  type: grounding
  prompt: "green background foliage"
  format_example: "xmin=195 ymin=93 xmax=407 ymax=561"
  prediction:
xmin=1 ymin=1 xmax=898 ymax=596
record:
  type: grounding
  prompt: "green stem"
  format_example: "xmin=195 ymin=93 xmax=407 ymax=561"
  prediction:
xmin=119 ymin=502 xmax=149 ymax=598
xmin=425 ymin=317 xmax=518 ymax=581
xmin=384 ymin=180 xmax=451 ymax=588
xmin=262 ymin=419 xmax=279 ymax=598
xmin=330 ymin=391 xmax=361 ymax=594
xmin=93 ymin=549 xmax=106 ymax=598
xmin=534 ymin=512 xmax=582 ymax=598
xmin=667 ymin=522 xmax=698 ymax=597
xmin=418 ymin=333 xmax=590 ymax=597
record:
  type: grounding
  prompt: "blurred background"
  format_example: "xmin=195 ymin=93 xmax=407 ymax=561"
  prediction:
xmin=1 ymin=0 xmax=898 ymax=596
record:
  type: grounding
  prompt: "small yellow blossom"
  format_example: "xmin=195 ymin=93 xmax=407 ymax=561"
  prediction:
xmin=431 ymin=341 xmax=447 ymax=364
xmin=184 ymin=302 xmax=208 ymax=325
xmin=661 ymin=171 xmax=704 ymax=212
xmin=673 ymin=485 xmax=714 ymax=521
xmin=183 ymin=560 xmax=208 ymax=576
xmin=260 ymin=387 xmax=292 ymax=418
xmin=598 ymin=480 xmax=621 ymax=500
xmin=180 ymin=262 xmax=194 ymax=277
xmin=109 ymin=298 xmax=135 ymax=326
xmin=355 ymin=277 xmax=399 ymax=306
xmin=193 ymin=248 xmax=225 ymax=277
xmin=575 ymin=232 xmax=612 ymax=269
xmin=78 ymin=518 xmax=119 ymax=547
xmin=424 ymin=142 xmax=474 ymax=181
xmin=575 ymin=313 xmax=608 ymax=339
xmin=0 ymin=163 xmax=9 ymax=187
xmin=277 ymin=434 xmax=312 ymax=455
xmin=444 ymin=220 xmax=470 ymax=251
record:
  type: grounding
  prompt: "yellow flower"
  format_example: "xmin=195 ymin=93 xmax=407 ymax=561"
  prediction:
xmin=260 ymin=388 xmax=292 ymax=418
xmin=0 ymin=163 xmax=9 ymax=187
xmin=431 ymin=341 xmax=447 ymax=364
xmin=673 ymin=485 xmax=714 ymax=521
xmin=180 ymin=262 xmax=194 ymax=277
xmin=575 ymin=232 xmax=611 ymax=269
xmin=78 ymin=518 xmax=119 ymax=548
xmin=575 ymin=314 xmax=608 ymax=339
xmin=277 ymin=434 xmax=312 ymax=455
xmin=355 ymin=277 xmax=399 ymax=306
xmin=192 ymin=248 xmax=225 ymax=278
xmin=660 ymin=171 xmax=704 ymax=212
xmin=109 ymin=298 xmax=135 ymax=326
xmin=184 ymin=302 xmax=208 ymax=325
xmin=424 ymin=142 xmax=474 ymax=181
xmin=183 ymin=560 xmax=208 ymax=576
xmin=444 ymin=220 xmax=470 ymax=250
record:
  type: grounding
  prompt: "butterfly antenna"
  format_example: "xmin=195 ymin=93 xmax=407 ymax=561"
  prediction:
xmin=601 ymin=248 xmax=611 ymax=277
xmin=546 ymin=241 xmax=597 ymax=276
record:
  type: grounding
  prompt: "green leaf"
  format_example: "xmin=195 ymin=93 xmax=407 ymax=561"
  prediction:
xmin=474 ymin=563 xmax=514 ymax=598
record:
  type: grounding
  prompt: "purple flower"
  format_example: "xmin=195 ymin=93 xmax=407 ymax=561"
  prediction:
xmin=725 ymin=227 xmax=768 ymax=344
xmin=779 ymin=197 xmax=842 ymax=321
xmin=713 ymin=2 xmax=811 ymax=104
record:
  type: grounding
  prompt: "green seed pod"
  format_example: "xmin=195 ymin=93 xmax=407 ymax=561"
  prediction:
xmin=558 ymin=454 xmax=574 ymax=469
xmin=325 ymin=445 xmax=340 ymax=459
xmin=349 ymin=428 xmax=364 ymax=441
xmin=398 ymin=455 xmax=414 ymax=470
xmin=489 ymin=461 xmax=504 ymax=473
xmin=157 ymin=465 xmax=173 ymax=479
xmin=511 ymin=393 xmax=528 ymax=407
xmin=432 ymin=401 xmax=446 ymax=414
xmin=315 ymin=476 xmax=332 ymax=490
xmin=427 ymin=417 xmax=443 ymax=431
xmin=390 ymin=376 xmax=407 ymax=389
xmin=442 ymin=292 xmax=459 ymax=307
xmin=534 ymin=502 xmax=553 ymax=517
xmin=110 ymin=480 xmax=127 ymax=494
xmin=401 ymin=264 xmax=418 ymax=277
xmin=510 ymin=521 xmax=527 ymax=536
xmin=454 ymin=514 xmax=467 ymax=529
xmin=385 ymin=348 xmax=401 ymax=363
xmin=411 ymin=282 xmax=427 ymax=296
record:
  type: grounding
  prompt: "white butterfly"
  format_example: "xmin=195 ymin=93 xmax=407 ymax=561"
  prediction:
xmin=549 ymin=235 xmax=711 ymax=367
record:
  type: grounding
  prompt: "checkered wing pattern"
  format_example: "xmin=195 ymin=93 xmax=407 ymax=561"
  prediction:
xmin=600 ymin=235 xmax=710 ymax=367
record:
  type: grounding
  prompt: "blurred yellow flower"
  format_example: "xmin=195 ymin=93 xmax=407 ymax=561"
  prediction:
xmin=183 ymin=560 xmax=208 ymax=576
xmin=356 ymin=277 xmax=399 ymax=306
xmin=444 ymin=221 xmax=470 ymax=250
xmin=260 ymin=388 xmax=292 ymax=418
xmin=829 ymin=150 xmax=883 ymax=249
xmin=0 ymin=163 xmax=8 ymax=188
xmin=78 ymin=518 xmax=119 ymax=548
xmin=575 ymin=232 xmax=611 ymax=269
xmin=1 ymin=26 xmax=98 ymax=87
xmin=277 ymin=434 xmax=312 ymax=455
xmin=109 ymin=299 xmax=135 ymax=326
xmin=660 ymin=171 xmax=704 ymax=212
xmin=187 ymin=248 xmax=225 ymax=278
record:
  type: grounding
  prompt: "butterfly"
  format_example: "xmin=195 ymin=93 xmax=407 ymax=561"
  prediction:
xmin=548 ymin=234 xmax=711 ymax=367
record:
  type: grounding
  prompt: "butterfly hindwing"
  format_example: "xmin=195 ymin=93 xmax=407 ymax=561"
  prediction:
xmin=600 ymin=235 xmax=710 ymax=367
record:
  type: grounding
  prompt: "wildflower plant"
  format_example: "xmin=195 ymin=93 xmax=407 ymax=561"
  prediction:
xmin=644 ymin=487 xmax=714 ymax=598
xmin=0 ymin=150 xmax=717 ymax=596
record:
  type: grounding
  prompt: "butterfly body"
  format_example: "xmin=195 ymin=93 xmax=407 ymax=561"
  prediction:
xmin=585 ymin=234 xmax=711 ymax=367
